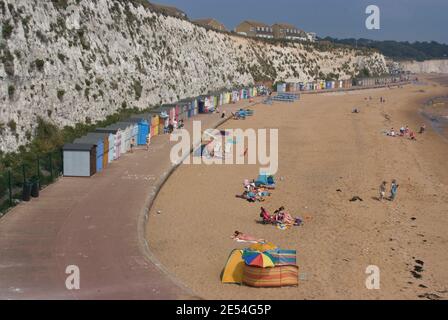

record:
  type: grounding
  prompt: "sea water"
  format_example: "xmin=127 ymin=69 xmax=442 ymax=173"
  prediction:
xmin=421 ymin=96 xmax=448 ymax=142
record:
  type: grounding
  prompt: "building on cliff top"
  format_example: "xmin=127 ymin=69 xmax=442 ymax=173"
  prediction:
xmin=235 ymin=21 xmax=274 ymax=39
xmin=272 ymin=23 xmax=308 ymax=41
xmin=193 ymin=18 xmax=227 ymax=32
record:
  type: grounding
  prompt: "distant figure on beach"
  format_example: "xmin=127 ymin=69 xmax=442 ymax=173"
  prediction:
xmin=231 ymin=231 xmax=265 ymax=243
xmin=419 ymin=124 xmax=426 ymax=134
xmin=390 ymin=180 xmax=399 ymax=201
xmin=409 ymin=131 xmax=417 ymax=141
xmin=130 ymin=137 xmax=136 ymax=153
xmin=352 ymin=108 xmax=360 ymax=113
xmin=405 ymin=125 xmax=410 ymax=135
xmin=146 ymin=134 xmax=151 ymax=151
xmin=379 ymin=181 xmax=387 ymax=201
xmin=400 ymin=126 xmax=405 ymax=135
xmin=388 ymin=127 xmax=396 ymax=137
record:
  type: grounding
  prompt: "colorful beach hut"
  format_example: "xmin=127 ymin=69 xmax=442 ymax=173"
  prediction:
xmin=74 ymin=136 xmax=104 ymax=173
xmin=85 ymin=132 xmax=113 ymax=165
xmin=107 ymin=123 xmax=132 ymax=154
xmin=124 ymin=118 xmax=149 ymax=145
xmin=95 ymin=127 xmax=121 ymax=160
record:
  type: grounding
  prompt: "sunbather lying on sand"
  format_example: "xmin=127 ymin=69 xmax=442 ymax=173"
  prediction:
xmin=231 ymin=231 xmax=265 ymax=243
xmin=236 ymin=190 xmax=265 ymax=202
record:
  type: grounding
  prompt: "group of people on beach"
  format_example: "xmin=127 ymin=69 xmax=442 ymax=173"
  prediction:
xmin=260 ymin=206 xmax=302 ymax=226
xmin=387 ymin=124 xmax=426 ymax=140
xmin=379 ymin=180 xmax=399 ymax=201
xmin=237 ymin=180 xmax=271 ymax=202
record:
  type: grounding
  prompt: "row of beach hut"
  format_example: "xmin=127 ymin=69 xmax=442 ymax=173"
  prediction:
xmin=277 ymin=74 xmax=410 ymax=93
xmin=62 ymin=86 xmax=260 ymax=177
xmin=277 ymin=80 xmax=353 ymax=93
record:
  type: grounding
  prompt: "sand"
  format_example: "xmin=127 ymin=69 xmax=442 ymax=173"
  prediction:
xmin=146 ymin=75 xmax=448 ymax=300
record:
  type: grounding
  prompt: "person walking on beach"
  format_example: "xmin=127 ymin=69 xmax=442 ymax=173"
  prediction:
xmin=130 ymin=137 xmax=136 ymax=153
xmin=419 ymin=124 xmax=426 ymax=134
xmin=390 ymin=179 xmax=399 ymax=201
xmin=379 ymin=181 xmax=387 ymax=201
xmin=146 ymin=134 xmax=151 ymax=151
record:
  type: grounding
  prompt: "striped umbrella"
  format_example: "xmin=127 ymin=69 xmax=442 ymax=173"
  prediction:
xmin=242 ymin=250 xmax=275 ymax=268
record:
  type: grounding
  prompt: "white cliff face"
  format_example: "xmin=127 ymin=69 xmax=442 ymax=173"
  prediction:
xmin=0 ymin=0 xmax=389 ymax=153
xmin=400 ymin=59 xmax=448 ymax=74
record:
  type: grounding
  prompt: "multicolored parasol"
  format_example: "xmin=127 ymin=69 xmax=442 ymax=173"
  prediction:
xmin=242 ymin=250 xmax=275 ymax=268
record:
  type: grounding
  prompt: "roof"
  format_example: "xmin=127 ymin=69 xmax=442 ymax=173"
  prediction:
xmin=273 ymin=23 xmax=299 ymax=30
xmin=74 ymin=136 xmax=103 ymax=145
xmin=242 ymin=20 xmax=271 ymax=28
xmin=107 ymin=123 xmax=132 ymax=130
xmin=63 ymin=143 xmax=95 ymax=151
xmin=85 ymin=132 xmax=110 ymax=139
xmin=95 ymin=127 xmax=120 ymax=134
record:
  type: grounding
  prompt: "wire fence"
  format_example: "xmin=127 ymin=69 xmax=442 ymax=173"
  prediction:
xmin=0 ymin=150 xmax=63 ymax=216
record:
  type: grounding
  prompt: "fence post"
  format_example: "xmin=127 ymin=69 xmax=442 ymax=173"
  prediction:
xmin=49 ymin=153 xmax=53 ymax=181
xmin=22 ymin=164 xmax=26 ymax=185
xmin=37 ymin=157 xmax=41 ymax=189
xmin=8 ymin=170 xmax=12 ymax=206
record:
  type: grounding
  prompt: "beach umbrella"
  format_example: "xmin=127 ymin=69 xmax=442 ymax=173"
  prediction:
xmin=242 ymin=250 xmax=275 ymax=268
xmin=249 ymin=242 xmax=277 ymax=252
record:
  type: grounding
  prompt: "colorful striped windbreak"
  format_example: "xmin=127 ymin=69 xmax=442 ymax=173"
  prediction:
xmin=242 ymin=265 xmax=299 ymax=288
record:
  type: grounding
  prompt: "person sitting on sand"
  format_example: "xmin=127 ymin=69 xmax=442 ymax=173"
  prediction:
xmin=379 ymin=181 xmax=387 ymax=201
xmin=409 ymin=131 xmax=417 ymax=141
xmin=231 ymin=231 xmax=265 ymax=243
xmin=388 ymin=128 xmax=396 ymax=137
xmin=400 ymin=126 xmax=405 ymax=136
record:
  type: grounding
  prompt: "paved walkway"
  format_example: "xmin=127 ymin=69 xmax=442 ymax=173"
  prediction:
xmin=0 ymin=99 xmax=258 ymax=299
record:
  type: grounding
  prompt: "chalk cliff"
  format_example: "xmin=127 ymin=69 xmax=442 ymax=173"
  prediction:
xmin=0 ymin=0 xmax=389 ymax=152
xmin=400 ymin=59 xmax=448 ymax=74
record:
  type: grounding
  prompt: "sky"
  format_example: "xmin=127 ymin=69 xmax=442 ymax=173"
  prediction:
xmin=152 ymin=0 xmax=448 ymax=44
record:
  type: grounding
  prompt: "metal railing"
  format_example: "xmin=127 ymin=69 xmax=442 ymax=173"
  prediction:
xmin=0 ymin=150 xmax=63 ymax=216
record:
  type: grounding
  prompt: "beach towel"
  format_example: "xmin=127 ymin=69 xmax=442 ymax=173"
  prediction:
xmin=242 ymin=265 xmax=299 ymax=288
xmin=276 ymin=224 xmax=290 ymax=231
xmin=234 ymin=239 xmax=259 ymax=244
xmin=255 ymin=174 xmax=276 ymax=188
xmin=221 ymin=250 xmax=244 ymax=284
xmin=266 ymin=249 xmax=297 ymax=266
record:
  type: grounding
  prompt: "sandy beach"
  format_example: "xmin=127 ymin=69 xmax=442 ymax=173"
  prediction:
xmin=146 ymin=75 xmax=448 ymax=300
